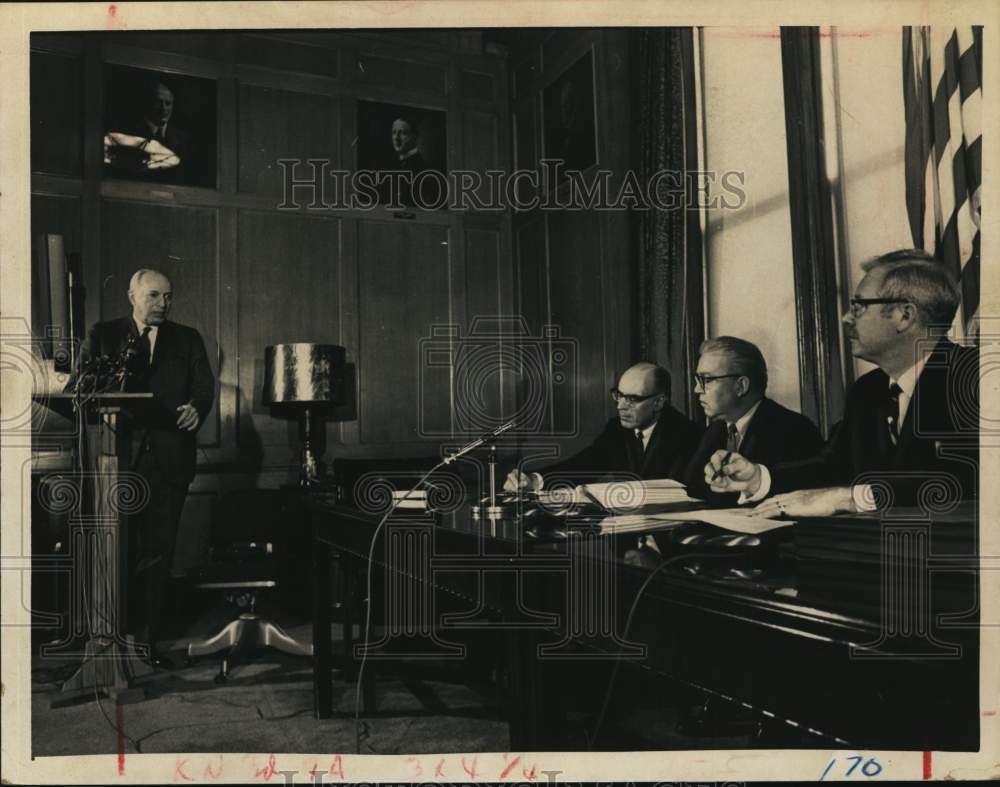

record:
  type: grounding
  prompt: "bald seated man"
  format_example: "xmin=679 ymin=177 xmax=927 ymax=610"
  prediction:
xmin=505 ymin=362 xmax=703 ymax=492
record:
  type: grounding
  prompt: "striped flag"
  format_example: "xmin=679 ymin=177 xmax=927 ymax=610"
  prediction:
xmin=903 ymin=26 xmax=982 ymax=339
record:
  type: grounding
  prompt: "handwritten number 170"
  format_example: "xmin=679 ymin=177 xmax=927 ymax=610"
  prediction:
xmin=819 ymin=755 xmax=884 ymax=780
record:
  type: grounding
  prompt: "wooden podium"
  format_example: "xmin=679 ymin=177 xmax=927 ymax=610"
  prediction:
xmin=34 ymin=392 xmax=156 ymax=704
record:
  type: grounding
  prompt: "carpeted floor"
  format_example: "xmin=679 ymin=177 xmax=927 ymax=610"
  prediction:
xmin=30 ymin=593 xmax=752 ymax=757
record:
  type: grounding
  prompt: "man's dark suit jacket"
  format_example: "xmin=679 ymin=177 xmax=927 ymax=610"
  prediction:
xmin=541 ymin=406 xmax=703 ymax=485
xmin=79 ymin=317 xmax=215 ymax=486
xmin=682 ymin=397 xmax=824 ymax=504
xmin=769 ymin=339 xmax=978 ymax=505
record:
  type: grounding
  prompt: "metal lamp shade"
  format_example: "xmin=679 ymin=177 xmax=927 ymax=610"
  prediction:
xmin=263 ymin=343 xmax=345 ymax=405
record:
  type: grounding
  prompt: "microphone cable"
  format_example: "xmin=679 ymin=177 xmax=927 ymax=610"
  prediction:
xmin=584 ymin=551 xmax=720 ymax=749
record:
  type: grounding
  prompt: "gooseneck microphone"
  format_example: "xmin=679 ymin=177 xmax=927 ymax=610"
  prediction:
xmin=442 ymin=420 xmax=516 ymax=464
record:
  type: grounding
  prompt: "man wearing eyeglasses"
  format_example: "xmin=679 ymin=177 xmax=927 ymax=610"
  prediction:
xmin=705 ymin=249 xmax=977 ymax=517
xmin=504 ymin=362 xmax=702 ymax=492
xmin=681 ymin=336 xmax=823 ymax=503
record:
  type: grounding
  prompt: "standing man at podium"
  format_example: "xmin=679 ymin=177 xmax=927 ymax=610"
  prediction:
xmin=78 ymin=268 xmax=214 ymax=665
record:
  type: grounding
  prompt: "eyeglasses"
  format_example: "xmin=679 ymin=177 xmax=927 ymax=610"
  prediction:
xmin=848 ymin=298 xmax=908 ymax=319
xmin=610 ymin=388 xmax=661 ymax=406
xmin=693 ymin=373 xmax=742 ymax=391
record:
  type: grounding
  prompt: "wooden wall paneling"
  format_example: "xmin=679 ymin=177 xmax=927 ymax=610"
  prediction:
xmin=110 ymin=32 xmax=228 ymax=61
xmin=81 ymin=38 xmax=105 ymax=334
xmin=30 ymin=33 xmax=83 ymax=56
xmin=355 ymin=219 xmax=453 ymax=446
xmin=460 ymin=69 xmax=496 ymax=105
xmin=236 ymin=35 xmax=339 ymax=80
xmin=462 ymin=225 xmax=508 ymax=429
xmin=172 ymin=489 xmax=215 ymax=576
xmin=354 ymin=52 xmax=448 ymax=96
xmin=217 ymin=39 xmax=238 ymax=198
xmin=100 ymin=41 xmax=225 ymax=79
xmin=337 ymin=215 xmax=359 ymax=448
xmin=546 ymin=210 xmax=607 ymax=442
xmin=217 ymin=206 xmax=239 ymax=464
xmin=235 ymin=210 xmax=343 ymax=470
xmin=513 ymin=216 xmax=551 ymax=435
xmin=237 ymin=82 xmax=340 ymax=199
xmin=31 ymin=195 xmax=82 ymax=258
xmin=461 ymin=109 xmax=498 ymax=208
xmin=30 ymin=51 xmax=84 ymax=178
xmin=100 ymin=201 xmax=222 ymax=452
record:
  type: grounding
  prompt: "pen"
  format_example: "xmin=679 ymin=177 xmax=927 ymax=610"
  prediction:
xmin=712 ymin=451 xmax=733 ymax=481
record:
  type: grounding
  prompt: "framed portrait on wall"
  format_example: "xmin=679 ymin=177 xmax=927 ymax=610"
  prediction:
xmin=355 ymin=99 xmax=447 ymax=207
xmin=103 ymin=64 xmax=217 ymax=188
xmin=542 ymin=49 xmax=598 ymax=173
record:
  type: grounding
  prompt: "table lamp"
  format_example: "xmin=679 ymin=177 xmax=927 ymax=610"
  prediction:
xmin=263 ymin=343 xmax=345 ymax=486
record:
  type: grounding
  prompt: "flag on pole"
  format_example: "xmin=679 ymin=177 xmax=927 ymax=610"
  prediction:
xmin=903 ymin=26 xmax=982 ymax=339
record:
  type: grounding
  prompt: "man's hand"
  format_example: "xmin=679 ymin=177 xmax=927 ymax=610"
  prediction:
xmin=176 ymin=402 xmax=201 ymax=432
xmin=750 ymin=486 xmax=855 ymax=518
xmin=703 ymin=450 xmax=761 ymax=494
xmin=504 ymin=468 xmax=541 ymax=493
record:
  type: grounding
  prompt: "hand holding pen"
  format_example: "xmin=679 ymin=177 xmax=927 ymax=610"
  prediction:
xmin=703 ymin=450 xmax=761 ymax=493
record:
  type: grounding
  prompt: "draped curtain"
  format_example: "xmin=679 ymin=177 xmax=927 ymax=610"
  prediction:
xmin=633 ymin=28 xmax=705 ymax=417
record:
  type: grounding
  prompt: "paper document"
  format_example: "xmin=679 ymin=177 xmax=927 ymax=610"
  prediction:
xmin=537 ymin=478 xmax=699 ymax=512
xmin=599 ymin=507 xmax=794 ymax=535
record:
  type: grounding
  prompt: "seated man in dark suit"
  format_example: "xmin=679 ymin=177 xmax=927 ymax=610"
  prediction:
xmin=706 ymin=249 xmax=977 ymax=516
xmin=71 ymin=268 xmax=214 ymax=665
xmin=504 ymin=362 xmax=703 ymax=492
xmin=682 ymin=336 xmax=823 ymax=504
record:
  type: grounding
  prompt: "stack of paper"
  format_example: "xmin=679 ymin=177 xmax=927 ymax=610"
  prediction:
xmin=536 ymin=478 xmax=700 ymax=512
xmin=598 ymin=507 xmax=794 ymax=535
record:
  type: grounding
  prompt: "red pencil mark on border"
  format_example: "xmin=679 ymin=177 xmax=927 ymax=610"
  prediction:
xmin=108 ymin=4 xmax=117 ymax=16
xmin=499 ymin=754 xmax=522 ymax=780
xmin=116 ymin=702 xmax=125 ymax=775
xmin=174 ymin=759 xmax=195 ymax=782
xmin=433 ymin=758 xmax=446 ymax=778
xmin=983 ymin=710 xmax=997 ymax=716
xmin=203 ymin=755 xmax=223 ymax=779
xmin=254 ymin=753 xmax=280 ymax=780
xmin=460 ymin=754 xmax=479 ymax=779
xmin=328 ymin=755 xmax=346 ymax=782
xmin=923 ymin=751 xmax=933 ymax=780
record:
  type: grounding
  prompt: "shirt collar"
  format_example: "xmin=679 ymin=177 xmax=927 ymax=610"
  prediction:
xmin=729 ymin=398 xmax=763 ymax=439
xmin=132 ymin=317 xmax=158 ymax=336
xmin=636 ymin=419 xmax=657 ymax=442
xmin=891 ymin=352 xmax=932 ymax=398
xmin=399 ymin=147 xmax=420 ymax=162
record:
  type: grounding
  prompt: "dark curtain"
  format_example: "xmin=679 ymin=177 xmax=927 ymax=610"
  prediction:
xmin=633 ymin=28 xmax=705 ymax=418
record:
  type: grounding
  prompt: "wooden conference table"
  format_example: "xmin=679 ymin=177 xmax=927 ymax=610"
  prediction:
xmin=310 ymin=497 xmax=979 ymax=751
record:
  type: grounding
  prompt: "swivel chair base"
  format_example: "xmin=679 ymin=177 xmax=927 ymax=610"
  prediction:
xmin=187 ymin=612 xmax=314 ymax=683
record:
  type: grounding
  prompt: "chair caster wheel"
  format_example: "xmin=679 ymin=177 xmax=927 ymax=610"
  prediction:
xmin=214 ymin=672 xmax=227 ymax=685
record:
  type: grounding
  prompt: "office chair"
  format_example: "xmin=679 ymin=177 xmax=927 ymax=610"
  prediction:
xmin=186 ymin=488 xmax=312 ymax=683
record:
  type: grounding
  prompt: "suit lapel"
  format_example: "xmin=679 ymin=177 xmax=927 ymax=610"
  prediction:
xmin=737 ymin=398 xmax=769 ymax=458
xmin=640 ymin=410 xmax=675 ymax=475
xmin=150 ymin=321 xmax=172 ymax=370
xmin=893 ymin=341 xmax=950 ymax=462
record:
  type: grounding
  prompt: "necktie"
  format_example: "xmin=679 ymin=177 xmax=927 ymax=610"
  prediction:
xmin=634 ymin=428 xmax=645 ymax=454
xmin=137 ymin=326 xmax=152 ymax=367
xmin=886 ymin=382 xmax=903 ymax=445
xmin=725 ymin=422 xmax=740 ymax=453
